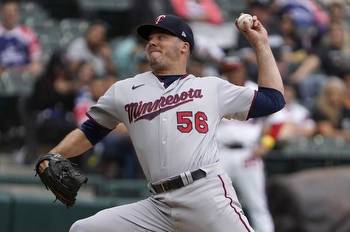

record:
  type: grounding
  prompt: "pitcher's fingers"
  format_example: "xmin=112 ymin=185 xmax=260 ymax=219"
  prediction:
xmin=252 ymin=16 xmax=259 ymax=27
xmin=253 ymin=19 xmax=261 ymax=29
xmin=39 ymin=160 xmax=49 ymax=173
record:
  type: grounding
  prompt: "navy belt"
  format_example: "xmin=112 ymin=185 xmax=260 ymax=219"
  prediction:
xmin=150 ymin=169 xmax=206 ymax=194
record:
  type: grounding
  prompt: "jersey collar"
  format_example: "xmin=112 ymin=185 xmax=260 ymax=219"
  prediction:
xmin=151 ymin=72 xmax=189 ymax=90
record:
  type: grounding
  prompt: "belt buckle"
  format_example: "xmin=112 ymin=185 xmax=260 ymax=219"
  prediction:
xmin=160 ymin=182 xmax=167 ymax=192
xmin=148 ymin=183 xmax=157 ymax=194
xmin=148 ymin=181 xmax=167 ymax=194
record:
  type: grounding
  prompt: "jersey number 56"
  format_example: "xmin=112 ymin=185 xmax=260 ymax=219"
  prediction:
xmin=176 ymin=111 xmax=208 ymax=133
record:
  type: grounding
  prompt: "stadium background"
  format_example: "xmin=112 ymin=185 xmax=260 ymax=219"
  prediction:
xmin=0 ymin=0 xmax=349 ymax=231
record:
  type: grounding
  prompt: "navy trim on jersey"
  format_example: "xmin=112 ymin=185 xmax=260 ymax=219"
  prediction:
xmin=80 ymin=117 xmax=112 ymax=145
xmin=156 ymin=74 xmax=188 ymax=88
xmin=247 ymin=87 xmax=285 ymax=119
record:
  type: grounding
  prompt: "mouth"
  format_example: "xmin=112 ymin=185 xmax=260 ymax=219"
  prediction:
xmin=148 ymin=50 xmax=162 ymax=60
xmin=149 ymin=49 xmax=161 ymax=54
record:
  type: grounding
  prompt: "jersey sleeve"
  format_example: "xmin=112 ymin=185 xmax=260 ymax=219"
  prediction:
xmin=87 ymin=83 xmax=121 ymax=129
xmin=217 ymin=78 xmax=255 ymax=120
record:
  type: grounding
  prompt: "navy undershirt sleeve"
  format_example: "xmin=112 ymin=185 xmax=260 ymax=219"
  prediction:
xmin=247 ymin=87 xmax=285 ymax=119
xmin=80 ymin=118 xmax=112 ymax=145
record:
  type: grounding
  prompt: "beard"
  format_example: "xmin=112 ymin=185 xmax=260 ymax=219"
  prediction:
xmin=146 ymin=44 xmax=181 ymax=74
xmin=149 ymin=60 xmax=166 ymax=72
xmin=148 ymin=54 xmax=167 ymax=73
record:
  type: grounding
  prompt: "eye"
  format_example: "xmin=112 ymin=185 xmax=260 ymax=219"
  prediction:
xmin=159 ymin=33 xmax=170 ymax=41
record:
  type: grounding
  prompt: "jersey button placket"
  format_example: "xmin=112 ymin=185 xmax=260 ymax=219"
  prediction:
xmin=159 ymin=113 xmax=168 ymax=168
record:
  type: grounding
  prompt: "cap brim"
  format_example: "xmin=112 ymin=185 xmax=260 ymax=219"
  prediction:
xmin=137 ymin=24 xmax=176 ymax=41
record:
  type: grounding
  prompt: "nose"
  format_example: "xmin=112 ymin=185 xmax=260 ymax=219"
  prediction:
xmin=147 ymin=37 xmax=158 ymax=47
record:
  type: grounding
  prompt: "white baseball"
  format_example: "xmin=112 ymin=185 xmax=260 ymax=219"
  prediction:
xmin=237 ymin=13 xmax=253 ymax=30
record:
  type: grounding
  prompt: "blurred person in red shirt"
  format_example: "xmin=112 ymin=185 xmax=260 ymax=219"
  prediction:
xmin=264 ymin=83 xmax=315 ymax=146
xmin=171 ymin=0 xmax=223 ymax=24
xmin=171 ymin=0 xmax=228 ymax=65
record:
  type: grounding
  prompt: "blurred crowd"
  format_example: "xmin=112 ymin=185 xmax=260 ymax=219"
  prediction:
xmin=0 ymin=0 xmax=349 ymax=179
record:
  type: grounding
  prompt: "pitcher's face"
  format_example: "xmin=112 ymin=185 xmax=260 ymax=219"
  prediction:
xmin=145 ymin=31 xmax=184 ymax=72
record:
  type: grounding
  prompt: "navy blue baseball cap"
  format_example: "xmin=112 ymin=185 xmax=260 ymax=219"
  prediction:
xmin=137 ymin=14 xmax=195 ymax=52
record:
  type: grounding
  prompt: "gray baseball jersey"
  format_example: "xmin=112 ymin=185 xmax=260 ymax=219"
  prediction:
xmin=87 ymin=71 xmax=254 ymax=183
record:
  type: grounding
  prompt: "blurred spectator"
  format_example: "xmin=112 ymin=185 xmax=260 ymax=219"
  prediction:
xmin=278 ymin=12 xmax=304 ymax=56
xmin=272 ymin=9 xmax=324 ymax=107
xmin=171 ymin=0 xmax=223 ymax=24
xmin=28 ymin=51 xmax=75 ymax=113
xmin=288 ymin=20 xmax=349 ymax=83
xmin=316 ymin=22 xmax=350 ymax=79
xmin=26 ymin=50 xmax=76 ymax=150
xmin=276 ymin=11 xmax=319 ymax=92
xmin=264 ymin=83 xmax=315 ymax=147
xmin=74 ymin=61 xmax=97 ymax=90
xmin=219 ymin=56 xmax=247 ymax=85
xmin=312 ymin=77 xmax=350 ymax=141
xmin=273 ymin=0 xmax=330 ymax=85
xmin=324 ymin=0 xmax=350 ymax=51
xmin=0 ymin=0 xmax=42 ymax=77
xmin=66 ymin=20 xmax=116 ymax=78
xmin=0 ymin=0 xmax=43 ymax=151
xmin=291 ymin=22 xmax=350 ymax=107
xmin=274 ymin=0 xmax=329 ymax=48
xmin=325 ymin=0 xmax=349 ymax=24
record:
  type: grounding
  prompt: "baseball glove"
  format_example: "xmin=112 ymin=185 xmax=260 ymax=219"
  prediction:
xmin=35 ymin=153 xmax=88 ymax=207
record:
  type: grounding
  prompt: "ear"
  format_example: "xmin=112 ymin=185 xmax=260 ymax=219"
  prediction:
xmin=180 ymin=42 xmax=190 ymax=54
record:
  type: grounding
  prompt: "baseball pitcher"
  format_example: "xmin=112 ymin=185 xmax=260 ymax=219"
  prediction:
xmin=35 ymin=14 xmax=285 ymax=232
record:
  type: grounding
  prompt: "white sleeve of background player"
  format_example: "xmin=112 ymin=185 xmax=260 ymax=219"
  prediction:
xmin=87 ymin=83 xmax=121 ymax=129
xmin=217 ymin=79 xmax=255 ymax=120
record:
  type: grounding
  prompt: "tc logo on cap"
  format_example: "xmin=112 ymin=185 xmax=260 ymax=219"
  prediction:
xmin=155 ymin=15 xmax=166 ymax=24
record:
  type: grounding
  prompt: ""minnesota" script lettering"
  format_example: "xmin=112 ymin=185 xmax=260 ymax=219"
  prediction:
xmin=125 ymin=88 xmax=203 ymax=123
